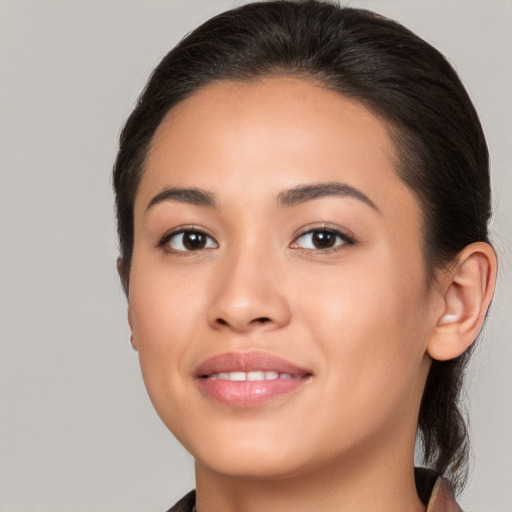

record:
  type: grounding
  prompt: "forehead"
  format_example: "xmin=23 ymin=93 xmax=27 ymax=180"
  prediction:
xmin=148 ymin=77 xmax=395 ymax=171
xmin=138 ymin=77 xmax=418 ymax=220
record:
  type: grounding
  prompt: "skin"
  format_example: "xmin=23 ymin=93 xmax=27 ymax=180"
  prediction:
xmin=126 ymin=78 xmax=494 ymax=512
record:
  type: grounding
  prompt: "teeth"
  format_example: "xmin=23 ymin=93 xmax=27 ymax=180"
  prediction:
xmin=209 ymin=371 xmax=294 ymax=381
xmin=247 ymin=371 xmax=266 ymax=381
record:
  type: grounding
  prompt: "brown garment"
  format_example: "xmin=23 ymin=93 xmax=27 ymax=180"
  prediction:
xmin=426 ymin=477 xmax=464 ymax=512
xmin=165 ymin=469 xmax=463 ymax=512
xmin=415 ymin=467 xmax=464 ymax=512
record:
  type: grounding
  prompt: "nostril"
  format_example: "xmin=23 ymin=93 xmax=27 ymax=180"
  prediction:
xmin=215 ymin=316 xmax=271 ymax=327
xmin=253 ymin=317 xmax=271 ymax=324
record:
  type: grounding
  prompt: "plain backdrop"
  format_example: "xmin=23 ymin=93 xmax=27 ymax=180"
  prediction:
xmin=0 ymin=1 xmax=511 ymax=511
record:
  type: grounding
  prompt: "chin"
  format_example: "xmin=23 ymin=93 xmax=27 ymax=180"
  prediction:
xmin=197 ymin=451 xmax=313 ymax=481
xmin=181 ymin=423 xmax=351 ymax=484
xmin=174 ymin=422 xmax=314 ymax=480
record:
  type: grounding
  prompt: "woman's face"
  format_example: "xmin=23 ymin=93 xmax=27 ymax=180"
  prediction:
xmin=128 ymin=78 xmax=439 ymax=479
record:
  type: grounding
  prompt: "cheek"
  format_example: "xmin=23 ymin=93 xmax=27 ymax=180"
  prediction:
xmin=128 ymin=277 xmax=202 ymax=440
xmin=129 ymin=255 xmax=204 ymax=344
xmin=127 ymin=260 xmax=201 ymax=403
xmin=296 ymin=249 xmax=430 ymax=395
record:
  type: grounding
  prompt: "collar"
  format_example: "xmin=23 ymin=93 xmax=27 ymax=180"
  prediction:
xmin=166 ymin=470 xmax=463 ymax=512
xmin=426 ymin=477 xmax=464 ymax=512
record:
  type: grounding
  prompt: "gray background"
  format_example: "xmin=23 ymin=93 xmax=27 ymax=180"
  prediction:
xmin=0 ymin=1 xmax=510 ymax=511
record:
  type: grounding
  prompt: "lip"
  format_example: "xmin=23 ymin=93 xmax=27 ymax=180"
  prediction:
xmin=195 ymin=351 xmax=312 ymax=407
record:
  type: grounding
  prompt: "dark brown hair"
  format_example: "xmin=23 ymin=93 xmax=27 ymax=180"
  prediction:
xmin=113 ymin=0 xmax=491 ymax=492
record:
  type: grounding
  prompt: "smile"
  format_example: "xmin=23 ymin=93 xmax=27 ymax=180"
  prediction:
xmin=195 ymin=351 xmax=312 ymax=407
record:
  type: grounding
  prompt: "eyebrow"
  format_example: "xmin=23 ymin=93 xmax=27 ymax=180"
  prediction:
xmin=145 ymin=187 xmax=216 ymax=212
xmin=145 ymin=181 xmax=378 ymax=213
xmin=276 ymin=182 xmax=379 ymax=211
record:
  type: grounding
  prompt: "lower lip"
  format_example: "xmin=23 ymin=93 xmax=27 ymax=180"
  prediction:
xmin=197 ymin=377 xmax=309 ymax=407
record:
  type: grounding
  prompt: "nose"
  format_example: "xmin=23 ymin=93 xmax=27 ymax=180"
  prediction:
xmin=206 ymin=246 xmax=291 ymax=333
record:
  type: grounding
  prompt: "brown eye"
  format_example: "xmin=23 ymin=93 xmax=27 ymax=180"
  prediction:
xmin=311 ymin=231 xmax=337 ymax=249
xmin=164 ymin=230 xmax=218 ymax=252
xmin=292 ymin=229 xmax=353 ymax=251
xmin=183 ymin=232 xmax=207 ymax=250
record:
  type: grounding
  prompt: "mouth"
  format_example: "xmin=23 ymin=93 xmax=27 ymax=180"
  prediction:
xmin=195 ymin=351 xmax=312 ymax=407
xmin=207 ymin=371 xmax=298 ymax=381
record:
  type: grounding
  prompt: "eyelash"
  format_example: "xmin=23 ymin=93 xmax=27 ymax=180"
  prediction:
xmin=290 ymin=225 xmax=356 ymax=253
xmin=157 ymin=225 xmax=356 ymax=254
xmin=158 ymin=226 xmax=218 ymax=254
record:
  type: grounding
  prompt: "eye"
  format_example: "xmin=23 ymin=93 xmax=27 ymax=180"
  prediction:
xmin=160 ymin=229 xmax=218 ymax=252
xmin=291 ymin=228 xmax=354 ymax=251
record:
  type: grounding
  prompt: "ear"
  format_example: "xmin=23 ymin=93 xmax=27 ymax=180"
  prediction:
xmin=116 ymin=257 xmax=129 ymax=297
xmin=427 ymin=242 xmax=497 ymax=361
xmin=117 ymin=257 xmax=137 ymax=352
xmin=127 ymin=306 xmax=138 ymax=352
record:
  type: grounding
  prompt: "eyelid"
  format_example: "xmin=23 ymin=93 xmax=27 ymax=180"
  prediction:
xmin=157 ymin=225 xmax=219 ymax=252
xmin=291 ymin=223 xmax=356 ymax=241
xmin=290 ymin=224 xmax=356 ymax=251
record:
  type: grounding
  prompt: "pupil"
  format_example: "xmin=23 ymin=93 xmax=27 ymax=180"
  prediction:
xmin=184 ymin=232 xmax=206 ymax=250
xmin=313 ymin=231 xmax=335 ymax=248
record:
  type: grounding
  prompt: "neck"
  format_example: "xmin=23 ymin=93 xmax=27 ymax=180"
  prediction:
xmin=194 ymin=434 xmax=425 ymax=512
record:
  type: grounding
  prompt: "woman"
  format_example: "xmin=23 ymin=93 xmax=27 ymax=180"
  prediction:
xmin=113 ymin=1 xmax=497 ymax=510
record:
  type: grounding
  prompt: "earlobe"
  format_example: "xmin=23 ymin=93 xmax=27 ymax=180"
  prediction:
xmin=117 ymin=257 xmax=136 ymax=351
xmin=427 ymin=242 xmax=497 ymax=361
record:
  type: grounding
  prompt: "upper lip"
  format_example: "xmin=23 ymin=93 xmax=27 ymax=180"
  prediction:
xmin=194 ymin=351 xmax=311 ymax=378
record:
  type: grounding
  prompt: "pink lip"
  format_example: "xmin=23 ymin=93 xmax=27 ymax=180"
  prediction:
xmin=195 ymin=351 xmax=312 ymax=407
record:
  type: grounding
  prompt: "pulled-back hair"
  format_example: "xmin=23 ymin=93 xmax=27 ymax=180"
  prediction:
xmin=113 ymin=0 xmax=491 ymax=492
